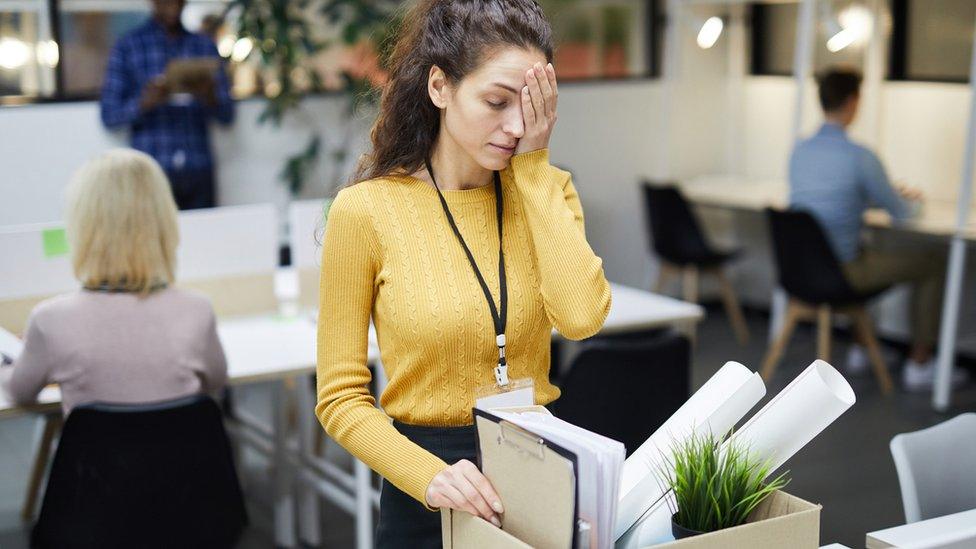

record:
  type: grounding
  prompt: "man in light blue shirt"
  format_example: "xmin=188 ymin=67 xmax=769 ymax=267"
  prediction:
xmin=789 ymin=68 xmax=963 ymax=391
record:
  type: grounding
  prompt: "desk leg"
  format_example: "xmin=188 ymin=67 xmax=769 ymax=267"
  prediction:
xmin=295 ymin=374 xmax=321 ymax=547
xmin=933 ymin=236 xmax=968 ymax=411
xmin=21 ymin=413 xmax=61 ymax=521
xmin=273 ymin=379 xmax=297 ymax=548
xmin=355 ymin=459 xmax=373 ymax=549
xmin=769 ymin=288 xmax=787 ymax=343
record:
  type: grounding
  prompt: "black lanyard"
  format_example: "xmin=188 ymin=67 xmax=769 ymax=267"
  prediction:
xmin=425 ymin=157 xmax=510 ymax=386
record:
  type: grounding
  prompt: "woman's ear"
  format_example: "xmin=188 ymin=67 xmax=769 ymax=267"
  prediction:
xmin=428 ymin=65 xmax=451 ymax=109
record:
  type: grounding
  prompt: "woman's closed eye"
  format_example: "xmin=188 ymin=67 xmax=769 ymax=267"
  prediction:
xmin=486 ymin=99 xmax=508 ymax=109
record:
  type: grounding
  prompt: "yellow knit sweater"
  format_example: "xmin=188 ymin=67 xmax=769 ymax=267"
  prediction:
xmin=315 ymin=149 xmax=611 ymax=506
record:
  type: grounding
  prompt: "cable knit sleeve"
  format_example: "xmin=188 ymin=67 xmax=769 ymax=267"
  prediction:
xmin=506 ymin=149 xmax=611 ymax=340
xmin=315 ymin=187 xmax=448 ymax=508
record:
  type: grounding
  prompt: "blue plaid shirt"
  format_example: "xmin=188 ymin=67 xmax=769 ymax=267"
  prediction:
xmin=100 ymin=18 xmax=234 ymax=172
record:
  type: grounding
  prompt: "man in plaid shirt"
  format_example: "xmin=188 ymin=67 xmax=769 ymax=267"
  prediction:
xmin=100 ymin=0 xmax=234 ymax=209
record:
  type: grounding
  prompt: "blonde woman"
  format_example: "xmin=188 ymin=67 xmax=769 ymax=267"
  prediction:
xmin=1 ymin=149 xmax=227 ymax=415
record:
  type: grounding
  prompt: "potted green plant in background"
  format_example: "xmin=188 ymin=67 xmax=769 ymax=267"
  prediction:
xmin=661 ymin=430 xmax=790 ymax=540
xmin=224 ymin=0 xmax=399 ymax=197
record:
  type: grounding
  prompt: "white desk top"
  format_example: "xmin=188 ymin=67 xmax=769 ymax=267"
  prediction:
xmin=0 ymin=314 xmax=347 ymax=419
xmin=0 ymin=283 xmax=700 ymax=418
xmin=678 ymin=175 xmax=976 ymax=241
xmin=866 ymin=508 xmax=976 ymax=549
xmin=597 ymin=283 xmax=703 ymax=335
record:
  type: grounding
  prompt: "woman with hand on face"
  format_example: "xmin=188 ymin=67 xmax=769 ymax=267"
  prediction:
xmin=315 ymin=0 xmax=611 ymax=545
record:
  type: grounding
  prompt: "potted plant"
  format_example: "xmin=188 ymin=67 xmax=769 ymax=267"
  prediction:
xmin=661 ymin=431 xmax=790 ymax=540
xmin=225 ymin=0 xmax=399 ymax=197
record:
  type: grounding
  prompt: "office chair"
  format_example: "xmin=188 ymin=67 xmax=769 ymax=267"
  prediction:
xmin=890 ymin=413 xmax=976 ymax=523
xmin=551 ymin=330 xmax=690 ymax=456
xmin=32 ymin=394 xmax=248 ymax=549
xmin=642 ymin=182 xmax=750 ymax=345
xmin=762 ymin=208 xmax=894 ymax=394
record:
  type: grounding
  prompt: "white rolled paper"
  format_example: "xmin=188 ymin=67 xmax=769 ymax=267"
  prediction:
xmin=727 ymin=359 xmax=855 ymax=472
xmin=614 ymin=361 xmax=766 ymax=540
xmin=628 ymin=360 xmax=856 ymax=548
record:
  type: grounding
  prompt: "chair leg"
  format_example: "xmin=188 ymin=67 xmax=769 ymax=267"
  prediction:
xmin=716 ymin=269 xmax=750 ymax=346
xmin=817 ymin=305 xmax=832 ymax=363
xmin=22 ymin=413 xmax=62 ymax=521
xmin=850 ymin=307 xmax=894 ymax=396
xmin=682 ymin=266 xmax=699 ymax=304
xmin=654 ymin=262 xmax=675 ymax=294
xmin=761 ymin=301 xmax=802 ymax=381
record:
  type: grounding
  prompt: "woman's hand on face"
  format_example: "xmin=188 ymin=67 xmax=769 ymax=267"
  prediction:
xmin=514 ymin=62 xmax=558 ymax=155
xmin=426 ymin=459 xmax=504 ymax=527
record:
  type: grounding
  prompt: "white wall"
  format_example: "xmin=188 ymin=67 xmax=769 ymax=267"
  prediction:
xmin=739 ymin=76 xmax=976 ymax=202
xmin=550 ymin=81 xmax=669 ymax=289
xmin=0 ymin=95 xmax=372 ymax=226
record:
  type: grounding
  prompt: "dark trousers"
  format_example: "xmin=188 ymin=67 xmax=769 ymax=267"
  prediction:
xmin=843 ymin=249 xmax=946 ymax=347
xmin=375 ymin=421 xmax=477 ymax=549
xmin=166 ymin=168 xmax=216 ymax=210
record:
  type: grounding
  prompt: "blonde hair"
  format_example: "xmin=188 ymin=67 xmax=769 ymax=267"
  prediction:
xmin=65 ymin=149 xmax=179 ymax=294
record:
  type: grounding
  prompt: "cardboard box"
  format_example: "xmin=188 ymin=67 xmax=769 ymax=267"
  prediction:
xmin=442 ymin=408 xmax=821 ymax=548
xmin=650 ymin=490 xmax=821 ymax=548
xmin=442 ymin=490 xmax=819 ymax=548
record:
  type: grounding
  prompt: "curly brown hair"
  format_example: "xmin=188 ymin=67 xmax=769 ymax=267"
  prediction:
xmin=353 ymin=0 xmax=554 ymax=184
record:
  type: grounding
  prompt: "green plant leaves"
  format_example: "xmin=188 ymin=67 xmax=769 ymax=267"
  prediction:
xmin=226 ymin=0 xmax=398 ymax=194
xmin=660 ymin=430 xmax=791 ymax=533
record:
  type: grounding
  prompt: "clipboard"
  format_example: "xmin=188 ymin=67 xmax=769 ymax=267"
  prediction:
xmin=441 ymin=406 xmax=584 ymax=549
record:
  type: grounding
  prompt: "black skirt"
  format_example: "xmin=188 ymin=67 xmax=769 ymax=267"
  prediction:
xmin=375 ymin=421 xmax=478 ymax=549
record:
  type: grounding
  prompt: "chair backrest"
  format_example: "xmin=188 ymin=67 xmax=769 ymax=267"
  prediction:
xmin=552 ymin=331 xmax=690 ymax=456
xmin=765 ymin=208 xmax=858 ymax=305
xmin=289 ymin=198 xmax=330 ymax=310
xmin=32 ymin=394 xmax=248 ymax=549
xmin=890 ymin=413 xmax=976 ymax=523
xmin=641 ymin=183 xmax=714 ymax=266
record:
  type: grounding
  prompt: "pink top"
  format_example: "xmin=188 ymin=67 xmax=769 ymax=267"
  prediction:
xmin=3 ymin=287 xmax=227 ymax=415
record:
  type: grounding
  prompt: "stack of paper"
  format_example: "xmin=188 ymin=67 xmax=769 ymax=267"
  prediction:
xmin=492 ymin=408 xmax=625 ymax=549
xmin=614 ymin=361 xmax=767 ymax=540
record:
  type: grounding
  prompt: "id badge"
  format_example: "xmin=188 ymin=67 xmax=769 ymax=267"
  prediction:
xmin=475 ymin=377 xmax=535 ymax=411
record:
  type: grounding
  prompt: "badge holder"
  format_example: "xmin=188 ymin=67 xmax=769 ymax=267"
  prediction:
xmin=474 ymin=334 xmax=535 ymax=410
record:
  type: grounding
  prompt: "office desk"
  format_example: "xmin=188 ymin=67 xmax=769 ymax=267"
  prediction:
xmin=866 ymin=508 xmax=976 ymax=548
xmin=597 ymin=283 xmax=704 ymax=335
xmin=677 ymin=175 xmax=976 ymax=408
xmin=0 ymin=314 xmax=329 ymax=417
xmin=1 ymin=282 xmax=701 ymax=549
xmin=678 ymin=175 xmax=976 ymax=240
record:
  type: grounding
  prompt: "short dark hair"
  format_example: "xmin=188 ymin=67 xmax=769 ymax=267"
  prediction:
xmin=817 ymin=68 xmax=862 ymax=112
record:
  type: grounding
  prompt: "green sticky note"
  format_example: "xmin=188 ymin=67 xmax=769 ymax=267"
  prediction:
xmin=42 ymin=228 xmax=69 ymax=258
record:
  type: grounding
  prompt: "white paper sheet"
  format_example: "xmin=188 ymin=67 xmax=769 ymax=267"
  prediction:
xmin=625 ymin=360 xmax=856 ymax=548
xmin=614 ymin=361 xmax=766 ymax=540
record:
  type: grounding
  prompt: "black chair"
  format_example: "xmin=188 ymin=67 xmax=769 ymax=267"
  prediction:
xmin=642 ymin=183 xmax=750 ymax=345
xmin=32 ymin=394 xmax=248 ymax=549
xmin=551 ymin=331 xmax=690 ymax=456
xmin=762 ymin=208 xmax=893 ymax=394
